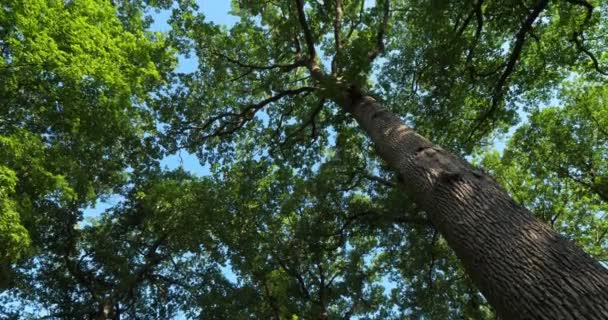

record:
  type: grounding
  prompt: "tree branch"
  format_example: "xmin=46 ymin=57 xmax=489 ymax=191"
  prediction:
xmin=131 ymin=235 xmax=168 ymax=285
xmin=368 ymin=0 xmax=390 ymax=61
xmin=282 ymin=97 xmax=325 ymax=145
xmin=212 ymin=50 xmax=306 ymax=73
xmin=179 ymin=86 xmax=316 ymax=147
xmin=331 ymin=0 xmax=343 ymax=75
xmin=276 ymin=256 xmax=312 ymax=299
xmin=571 ymin=33 xmax=608 ymax=76
xmin=564 ymin=0 xmax=607 ymax=76
xmin=393 ymin=215 xmax=432 ymax=226
xmin=331 ymin=210 xmax=431 ymax=244
xmin=262 ymin=280 xmax=282 ymax=320
xmin=295 ymin=0 xmax=323 ymax=78
xmin=565 ymin=0 xmax=593 ymax=14
xmin=466 ymin=0 xmax=549 ymax=143
xmin=346 ymin=0 xmax=365 ymax=40
xmin=427 ymin=230 xmax=438 ymax=291
xmin=560 ymin=167 xmax=608 ymax=203
xmin=465 ymin=0 xmax=484 ymax=65
xmin=454 ymin=8 xmax=474 ymax=37
xmin=489 ymin=0 xmax=549 ymax=114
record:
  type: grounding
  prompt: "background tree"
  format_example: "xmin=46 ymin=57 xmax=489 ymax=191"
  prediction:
xmin=0 ymin=0 xmax=173 ymax=295
xmin=481 ymin=81 xmax=608 ymax=261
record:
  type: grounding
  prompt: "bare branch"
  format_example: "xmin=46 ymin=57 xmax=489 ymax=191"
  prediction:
xmin=182 ymin=86 xmax=316 ymax=145
xmin=368 ymin=0 xmax=390 ymax=61
xmin=213 ymin=50 xmax=306 ymax=73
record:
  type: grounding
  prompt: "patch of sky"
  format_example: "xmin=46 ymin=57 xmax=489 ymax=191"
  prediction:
xmin=80 ymin=193 xmax=126 ymax=227
xmin=161 ymin=149 xmax=210 ymax=175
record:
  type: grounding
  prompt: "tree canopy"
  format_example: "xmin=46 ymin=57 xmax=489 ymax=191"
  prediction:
xmin=1 ymin=0 xmax=607 ymax=319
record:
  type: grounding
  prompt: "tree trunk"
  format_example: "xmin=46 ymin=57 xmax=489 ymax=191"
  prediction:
xmin=346 ymin=94 xmax=608 ymax=319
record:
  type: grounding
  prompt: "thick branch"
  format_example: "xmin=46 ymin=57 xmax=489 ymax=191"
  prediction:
xmin=295 ymin=0 xmax=321 ymax=78
xmin=464 ymin=0 xmax=484 ymax=66
xmin=131 ymin=235 xmax=168 ymax=285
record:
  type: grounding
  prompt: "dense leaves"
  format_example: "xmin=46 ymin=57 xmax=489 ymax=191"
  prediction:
xmin=2 ymin=0 xmax=608 ymax=319
xmin=0 ymin=0 xmax=172 ymax=293
xmin=481 ymin=81 xmax=608 ymax=261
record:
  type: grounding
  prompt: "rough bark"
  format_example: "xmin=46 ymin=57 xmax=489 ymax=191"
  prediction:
xmin=346 ymin=94 xmax=608 ymax=319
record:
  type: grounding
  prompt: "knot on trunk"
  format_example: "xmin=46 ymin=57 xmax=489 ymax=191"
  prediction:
xmin=341 ymin=84 xmax=365 ymax=113
xmin=414 ymin=146 xmax=466 ymax=183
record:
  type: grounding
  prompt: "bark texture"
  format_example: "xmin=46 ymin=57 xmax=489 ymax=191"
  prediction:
xmin=347 ymin=95 xmax=608 ymax=319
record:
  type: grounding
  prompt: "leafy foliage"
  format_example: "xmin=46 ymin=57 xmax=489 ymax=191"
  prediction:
xmin=2 ymin=0 xmax=608 ymax=319
xmin=481 ymin=81 xmax=608 ymax=261
xmin=0 ymin=0 xmax=172 ymax=295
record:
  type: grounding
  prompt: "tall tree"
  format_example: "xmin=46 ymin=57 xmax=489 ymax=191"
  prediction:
xmin=153 ymin=0 xmax=608 ymax=318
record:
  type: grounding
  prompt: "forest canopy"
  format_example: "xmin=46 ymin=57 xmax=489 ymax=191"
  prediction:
xmin=1 ymin=0 xmax=608 ymax=319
